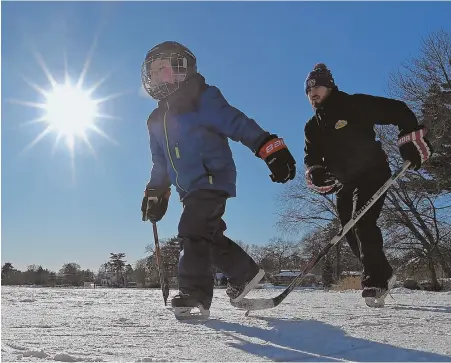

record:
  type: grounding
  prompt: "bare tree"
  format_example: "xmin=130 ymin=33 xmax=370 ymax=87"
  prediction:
xmin=421 ymin=83 xmax=451 ymax=190
xmin=246 ymin=244 xmax=268 ymax=266
xmin=383 ymin=183 xmax=451 ymax=274
xmin=380 ymin=28 xmax=451 ymax=285
xmin=389 ymin=29 xmax=451 ymax=115
xmin=260 ymin=237 xmax=300 ymax=274
xmin=375 ymin=123 xmax=451 ymax=288
xmin=276 ymin=176 xmax=338 ymax=235
xmin=299 ymin=222 xmax=362 ymax=279
xmin=322 ymin=257 xmax=334 ymax=288
xmin=146 ymin=236 xmax=180 ymax=284
xmin=389 ymin=29 xmax=451 ymax=191
xmin=276 ymin=174 xmax=353 ymax=276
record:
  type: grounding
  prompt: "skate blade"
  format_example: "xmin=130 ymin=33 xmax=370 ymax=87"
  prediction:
xmin=387 ymin=275 xmax=397 ymax=290
xmin=365 ymin=275 xmax=396 ymax=308
xmin=173 ymin=306 xmax=210 ymax=321
xmin=365 ymin=297 xmax=385 ymax=308
xmin=230 ymin=269 xmax=265 ymax=304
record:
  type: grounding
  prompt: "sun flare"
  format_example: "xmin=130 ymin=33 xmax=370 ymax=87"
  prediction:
xmin=8 ymin=47 xmax=125 ymax=165
xmin=43 ymin=82 xmax=99 ymax=149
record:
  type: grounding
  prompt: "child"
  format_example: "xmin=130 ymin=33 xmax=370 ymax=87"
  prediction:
xmin=140 ymin=41 xmax=296 ymax=319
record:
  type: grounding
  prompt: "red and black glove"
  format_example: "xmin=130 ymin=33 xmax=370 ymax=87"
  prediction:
xmin=305 ymin=165 xmax=341 ymax=195
xmin=398 ymin=125 xmax=433 ymax=171
xmin=141 ymin=186 xmax=171 ymax=222
xmin=256 ymin=134 xmax=296 ymax=183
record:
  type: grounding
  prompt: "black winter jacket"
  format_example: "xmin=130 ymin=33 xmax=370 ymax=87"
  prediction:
xmin=304 ymin=89 xmax=419 ymax=183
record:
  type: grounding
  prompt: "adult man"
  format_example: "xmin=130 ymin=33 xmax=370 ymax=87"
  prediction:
xmin=303 ymin=63 xmax=432 ymax=303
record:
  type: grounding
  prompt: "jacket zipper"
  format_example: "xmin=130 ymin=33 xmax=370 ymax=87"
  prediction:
xmin=201 ymin=157 xmax=214 ymax=185
xmin=163 ymin=101 xmax=187 ymax=192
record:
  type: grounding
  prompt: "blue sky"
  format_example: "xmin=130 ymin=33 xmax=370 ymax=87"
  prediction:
xmin=2 ymin=1 xmax=450 ymax=273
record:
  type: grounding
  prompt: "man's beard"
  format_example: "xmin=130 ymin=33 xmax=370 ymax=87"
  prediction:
xmin=312 ymin=98 xmax=322 ymax=108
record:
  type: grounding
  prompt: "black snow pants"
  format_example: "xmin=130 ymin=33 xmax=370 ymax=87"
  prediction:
xmin=177 ymin=189 xmax=260 ymax=309
xmin=336 ymin=163 xmax=393 ymax=289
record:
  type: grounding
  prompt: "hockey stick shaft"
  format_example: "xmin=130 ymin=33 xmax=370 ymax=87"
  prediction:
xmin=236 ymin=161 xmax=411 ymax=311
xmin=152 ymin=222 xmax=170 ymax=305
xmin=276 ymin=161 xmax=411 ymax=300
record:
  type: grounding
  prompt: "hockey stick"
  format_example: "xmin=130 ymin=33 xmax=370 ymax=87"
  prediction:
xmin=232 ymin=160 xmax=411 ymax=312
xmin=152 ymin=222 xmax=170 ymax=305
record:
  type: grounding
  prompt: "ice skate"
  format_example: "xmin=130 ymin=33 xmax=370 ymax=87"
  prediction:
xmin=171 ymin=293 xmax=210 ymax=320
xmin=227 ymin=269 xmax=265 ymax=303
xmin=363 ymin=275 xmax=396 ymax=308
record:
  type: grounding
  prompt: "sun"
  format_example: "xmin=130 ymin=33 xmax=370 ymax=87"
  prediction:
xmin=8 ymin=47 xmax=126 ymax=165
xmin=43 ymin=81 xmax=99 ymax=150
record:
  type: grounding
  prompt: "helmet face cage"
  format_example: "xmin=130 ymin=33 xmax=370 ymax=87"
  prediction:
xmin=141 ymin=51 xmax=192 ymax=100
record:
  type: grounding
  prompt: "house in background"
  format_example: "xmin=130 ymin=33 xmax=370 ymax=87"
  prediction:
xmin=271 ymin=270 xmax=320 ymax=287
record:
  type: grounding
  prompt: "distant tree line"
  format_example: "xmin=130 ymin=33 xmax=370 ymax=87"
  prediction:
xmin=1 ymin=234 xmax=359 ymax=288
xmin=1 ymin=262 xmax=95 ymax=287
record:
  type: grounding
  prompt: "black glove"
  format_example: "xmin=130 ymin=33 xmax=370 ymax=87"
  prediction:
xmin=256 ymin=134 xmax=296 ymax=183
xmin=398 ymin=125 xmax=433 ymax=171
xmin=141 ymin=186 xmax=171 ymax=222
xmin=305 ymin=165 xmax=341 ymax=195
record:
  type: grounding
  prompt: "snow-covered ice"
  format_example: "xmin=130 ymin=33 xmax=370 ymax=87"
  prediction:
xmin=2 ymin=286 xmax=451 ymax=362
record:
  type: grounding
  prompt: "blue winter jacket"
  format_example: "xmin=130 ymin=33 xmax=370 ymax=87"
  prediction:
xmin=146 ymin=85 xmax=270 ymax=199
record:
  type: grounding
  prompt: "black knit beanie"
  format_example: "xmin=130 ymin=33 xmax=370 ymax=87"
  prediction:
xmin=304 ymin=63 xmax=336 ymax=94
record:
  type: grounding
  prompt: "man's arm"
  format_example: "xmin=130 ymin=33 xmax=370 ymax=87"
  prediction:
xmin=351 ymin=93 xmax=433 ymax=170
xmin=350 ymin=93 xmax=419 ymax=133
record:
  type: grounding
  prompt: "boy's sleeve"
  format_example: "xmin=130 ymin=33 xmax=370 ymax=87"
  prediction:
xmin=146 ymin=120 xmax=171 ymax=190
xmin=351 ymin=93 xmax=420 ymax=134
xmin=204 ymin=87 xmax=270 ymax=152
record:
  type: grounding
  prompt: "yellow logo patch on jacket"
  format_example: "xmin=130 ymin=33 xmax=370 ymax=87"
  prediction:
xmin=335 ymin=120 xmax=348 ymax=129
